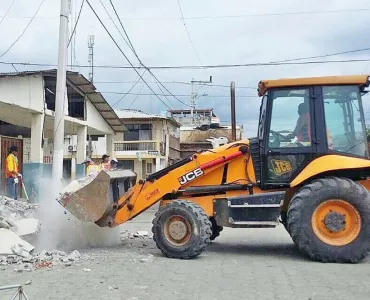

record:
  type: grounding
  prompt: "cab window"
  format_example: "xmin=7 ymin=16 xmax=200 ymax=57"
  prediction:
xmin=323 ymin=86 xmax=367 ymax=157
xmin=268 ymin=89 xmax=311 ymax=148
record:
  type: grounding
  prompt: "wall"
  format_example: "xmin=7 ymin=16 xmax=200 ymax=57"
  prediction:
xmin=0 ymin=75 xmax=44 ymax=112
xmin=85 ymin=101 xmax=114 ymax=135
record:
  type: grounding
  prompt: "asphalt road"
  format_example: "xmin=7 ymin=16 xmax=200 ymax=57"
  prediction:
xmin=1 ymin=211 xmax=370 ymax=300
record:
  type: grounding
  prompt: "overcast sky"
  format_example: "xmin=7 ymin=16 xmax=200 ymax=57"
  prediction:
xmin=1 ymin=0 xmax=370 ymax=137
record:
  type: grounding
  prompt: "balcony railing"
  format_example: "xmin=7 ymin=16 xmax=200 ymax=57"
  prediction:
xmin=114 ymin=140 xmax=156 ymax=151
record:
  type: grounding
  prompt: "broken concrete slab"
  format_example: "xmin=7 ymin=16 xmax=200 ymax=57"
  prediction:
xmin=13 ymin=218 xmax=40 ymax=236
xmin=0 ymin=228 xmax=34 ymax=255
xmin=11 ymin=244 xmax=31 ymax=258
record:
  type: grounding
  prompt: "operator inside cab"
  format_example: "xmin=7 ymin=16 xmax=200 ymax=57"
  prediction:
xmin=287 ymin=103 xmax=311 ymax=143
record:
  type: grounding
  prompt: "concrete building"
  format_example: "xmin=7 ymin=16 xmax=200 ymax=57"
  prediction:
xmin=91 ymin=109 xmax=181 ymax=180
xmin=0 ymin=69 xmax=124 ymax=200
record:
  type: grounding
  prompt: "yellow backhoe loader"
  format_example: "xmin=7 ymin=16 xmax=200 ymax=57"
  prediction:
xmin=59 ymin=75 xmax=370 ymax=263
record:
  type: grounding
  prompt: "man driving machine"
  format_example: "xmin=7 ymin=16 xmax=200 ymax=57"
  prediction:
xmin=287 ymin=103 xmax=311 ymax=143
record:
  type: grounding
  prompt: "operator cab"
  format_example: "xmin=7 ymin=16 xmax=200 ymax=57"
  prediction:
xmin=251 ymin=75 xmax=370 ymax=188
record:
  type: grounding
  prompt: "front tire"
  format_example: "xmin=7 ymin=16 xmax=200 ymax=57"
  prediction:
xmin=287 ymin=177 xmax=370 ymax=263
xmin=152 ymin=200 xmax=212 ymax=259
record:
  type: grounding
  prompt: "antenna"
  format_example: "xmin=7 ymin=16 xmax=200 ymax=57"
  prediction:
xmin=88 ymin=35 xmax=95 ymax=83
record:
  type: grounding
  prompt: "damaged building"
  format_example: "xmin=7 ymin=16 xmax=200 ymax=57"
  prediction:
xmin=0 ymin=69 xmax=125 ymax=201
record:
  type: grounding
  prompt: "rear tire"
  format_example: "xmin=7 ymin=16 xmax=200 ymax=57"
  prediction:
xmin=152 ymin=200 xmax=212 ymax=259
xmin=210 ymin=217 xmax=223 ymax=241
xmin=287 ymin=177 xmax=370 ymax=263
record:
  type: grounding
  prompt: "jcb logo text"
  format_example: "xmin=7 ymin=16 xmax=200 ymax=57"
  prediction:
xmin=178 ymin=168 xmax=204 ymax=185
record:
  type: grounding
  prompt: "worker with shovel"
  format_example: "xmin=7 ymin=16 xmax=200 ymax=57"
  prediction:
xmin=5 ymin=145 xmax=22 ymax=200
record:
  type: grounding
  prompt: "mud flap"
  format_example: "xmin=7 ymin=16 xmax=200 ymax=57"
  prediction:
xmin=58 ymin=170 xmax=136 ymax=223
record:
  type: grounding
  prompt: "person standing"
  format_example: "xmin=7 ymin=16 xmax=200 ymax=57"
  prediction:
xmin=6 ymin=145 xmax=21 ymax=200
xmin=110 ymin=158 xmax=118 ymax=170
xmin=100 ymin=154 xmax=111 ymax=171
xmin=82 ymin=158 xmax=100 ymax=177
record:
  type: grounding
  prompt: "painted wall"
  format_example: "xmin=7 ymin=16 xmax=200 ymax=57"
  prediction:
xmin=0 ymin=75 xmax=44 ymax=112
xmin=85 ymin=101 xmax=114 ymax=134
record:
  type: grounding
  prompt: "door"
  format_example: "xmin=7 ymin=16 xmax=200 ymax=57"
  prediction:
xmin=1 ymin=137 xmax=23 ymax=196
xmin=262 ymin=88 xmax=317 ymax=185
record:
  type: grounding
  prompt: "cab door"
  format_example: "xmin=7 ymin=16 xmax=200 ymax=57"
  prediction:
xmin=261 ymin=87 xmax=318 ymax=187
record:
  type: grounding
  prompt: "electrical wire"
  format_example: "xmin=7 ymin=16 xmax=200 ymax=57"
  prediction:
xmin=94 ymin=80 xmax=256 ymax=89
xmin=129 ymin=83 xmax=145 ymax=108
xmin=67 ymin=0 xmax=84 ymax=47
xmin=2 ymin=8 xmax=370 ymax=21
xmin=85 ymin=0 xmax=171 ymax=109
xmin=0 ymin=0 xmax=45 ymax=58
xmin=111 ymin=69 xmax=146 ymax=107
xmin=1 ymin=58 xmax=369 ymax=69
xmin=99 ymin=0 xmax=133 ymax=52
xmin=0 ymin=0 xmax=16 ymax=26
xmin=177 ymin=0 xmax=203 ymax=66
xmin=109 ymin=0 xmax=192 ymax=108
xmin=102 ymin=91 xmax=257 ymax=97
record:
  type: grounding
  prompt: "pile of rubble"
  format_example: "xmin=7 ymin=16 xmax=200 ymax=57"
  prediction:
xmin=0 ymin=248 xmax=86 ymax=272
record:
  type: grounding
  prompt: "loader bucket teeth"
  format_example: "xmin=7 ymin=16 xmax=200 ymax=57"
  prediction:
xmin=58 ymin=170 xmax=136 ymax=223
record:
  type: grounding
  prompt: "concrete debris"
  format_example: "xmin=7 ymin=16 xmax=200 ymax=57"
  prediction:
xmin=25 ymin=280 xmax=32 ymax=285
xmin=11 ymin=244 xmax=31 ymax=258
xmin=108 ymin=285 xmax=119 ymax=290
xmin=13 ymin=218 xmax=40 ymax=236
xmin=140 ymin=254 xmax=154 ymax=263
xmin=67 ymin=250 xmax=81 ymax=261
xmin=120 ymin=229 xmax=152 ymax=242
xmin=0 ymin=195 xmax=38 ymax=220
xmin=0 ymin=228 xmax=35 ymax=255
xmin=82 ymin=268 xmax=91 ymax=272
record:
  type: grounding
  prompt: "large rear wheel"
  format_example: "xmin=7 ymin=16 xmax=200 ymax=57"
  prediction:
xmin=287 ymin=177 xmax=370 ymax=263
xmin=152 ymin=200 xmax=212 ymax=259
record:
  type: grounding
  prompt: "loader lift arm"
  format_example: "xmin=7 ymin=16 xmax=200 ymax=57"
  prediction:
xmin=96 ymin=144 xmax=249 ymax=228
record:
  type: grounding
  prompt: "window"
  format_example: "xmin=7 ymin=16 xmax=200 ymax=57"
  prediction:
xmin=323 ymin=86 xmax=367 ymax=157
xmin=123 ymin=124 xmax=152 ymax=141
xmin=146 ymin=162 xmax=153 ymax=174
xmin=268 ymin=89 xmax=311 ymax=148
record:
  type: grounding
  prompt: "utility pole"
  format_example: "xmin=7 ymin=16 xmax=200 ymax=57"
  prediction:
xmin=87 ymin=35 xmax=95 ymax=158
xmin=190 ymin=76 xmax=212 ymax=125
xmin=231 ymin=81 xmax=236 ymax=141
xmin=52 ymin=0 xmax=69 ymax=187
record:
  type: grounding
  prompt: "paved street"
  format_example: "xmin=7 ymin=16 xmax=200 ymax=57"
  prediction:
xmin=1 ymin=210 xmax=370 ymax=300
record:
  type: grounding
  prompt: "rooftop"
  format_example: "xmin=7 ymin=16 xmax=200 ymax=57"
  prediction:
xmin=0 ymin=69 xmax=125 ymax=132
xmin=258 ymin=75 xmax=370 ymax=96
xmin=115 ymin=109 xmax=180 ymax=127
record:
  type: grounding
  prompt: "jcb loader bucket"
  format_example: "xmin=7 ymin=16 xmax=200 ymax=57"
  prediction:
xmin=58 ymin=170 xmax=137 ymax=223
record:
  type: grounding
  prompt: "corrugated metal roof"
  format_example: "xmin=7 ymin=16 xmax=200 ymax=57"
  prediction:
xmin=0 ymin=69 xmax=125 ymax=132
xmin=115 ymin=109 xmax=180 ymax=127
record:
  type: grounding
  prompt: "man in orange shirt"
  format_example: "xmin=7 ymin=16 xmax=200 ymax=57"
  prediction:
xmin=6 ymin=145 xmax=21 ymax=200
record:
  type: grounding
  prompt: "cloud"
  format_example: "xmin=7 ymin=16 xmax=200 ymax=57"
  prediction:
xmin=1 ymin=0 xmax=370 ymax=138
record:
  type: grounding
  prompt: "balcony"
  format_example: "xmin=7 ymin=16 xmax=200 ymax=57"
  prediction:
xmin=114 ymin=140 xmax=165 ymax=156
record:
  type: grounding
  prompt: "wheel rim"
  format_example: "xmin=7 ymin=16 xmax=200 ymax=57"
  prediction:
xmin=163 ymin=215 xmax=191 ymax=246
xmin=311 ymin=199 xmax=361 ymax=246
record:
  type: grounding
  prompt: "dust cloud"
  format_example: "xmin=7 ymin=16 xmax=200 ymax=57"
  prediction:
xmin=34 ymin=178 xmax=122 ymax=251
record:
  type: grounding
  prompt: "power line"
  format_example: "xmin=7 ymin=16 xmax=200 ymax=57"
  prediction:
xmin=85 ymin=0 xmax=171 ymax=109
xmin=2 ymin=8 xmax=370 ymax=21
xmin=103 ymin=91 xmax=257 ymax=97
xmin=111 ymin=69 xmax=146 ymax=107
xmin=129 ymin=83 xmax=145 ymax=108
xmin=0 ymin=0 xmax=45 ymax=58
xmin=1 ymin=58 xmax=369 ymax=70
xmin=177 ymin=0 xmax=203 ymax=66
xmin=109 ymin=0 xmax=191 ymax=108
xmin=0 ymin=0 xmax=16 ymax=26
xmin=99 ymin=0 xmax=133 ymax=52
xmin=67 ymin=0 xmax=84 ymax=47
xmin=94 ymin=80 xmax=256 ymax=89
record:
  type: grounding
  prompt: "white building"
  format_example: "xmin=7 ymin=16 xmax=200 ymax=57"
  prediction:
xmin=0 ymin=69 xmax=124 ymax=200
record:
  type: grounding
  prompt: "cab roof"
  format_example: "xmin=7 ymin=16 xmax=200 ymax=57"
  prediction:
xmin=257 ymin=75 xmax=370 ymax=96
